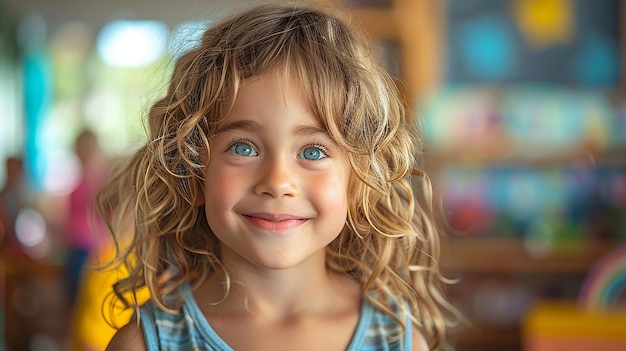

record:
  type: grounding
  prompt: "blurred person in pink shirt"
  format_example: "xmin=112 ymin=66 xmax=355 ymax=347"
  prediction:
xmin=65 ymin=129 xmax=109 ymax=303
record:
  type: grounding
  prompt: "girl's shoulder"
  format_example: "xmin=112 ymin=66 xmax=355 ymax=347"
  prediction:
xmin=138 ymin=289 xmax=233 ymax=351
xmin=105 ymin=322 xmax=147 ymax=351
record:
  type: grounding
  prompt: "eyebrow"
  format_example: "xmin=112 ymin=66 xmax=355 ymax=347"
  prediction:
xmin=216 ymin=119 xmax=330 ymax=137
xmin=293 ymin=125 xmax=330 ymax=137
xmin=216 ymin=120 xmax=266 ymax=135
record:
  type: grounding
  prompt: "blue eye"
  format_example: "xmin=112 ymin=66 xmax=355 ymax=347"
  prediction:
xmin=228 ymin=141 xmax=258 ymax=156
xmin=298 ymin=146 xmax=327 ymax=160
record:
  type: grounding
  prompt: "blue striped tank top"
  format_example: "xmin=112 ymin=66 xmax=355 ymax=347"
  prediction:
xmin=139 ymin=289 xmax=412 ymax=351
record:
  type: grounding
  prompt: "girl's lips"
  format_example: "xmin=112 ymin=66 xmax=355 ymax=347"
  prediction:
xmin=242 ymin=213 xmax=308 ymax=231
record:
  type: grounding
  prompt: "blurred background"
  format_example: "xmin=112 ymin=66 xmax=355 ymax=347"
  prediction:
xmin=0 ymin=0 xmax=625 ymax=350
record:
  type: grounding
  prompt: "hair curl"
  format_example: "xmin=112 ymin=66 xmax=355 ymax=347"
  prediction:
xmin=98 ymin=4 xmax=459 ymax=349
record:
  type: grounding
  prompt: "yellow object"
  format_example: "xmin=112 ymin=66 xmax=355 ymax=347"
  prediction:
xmin=523 ymin=301 xmax=626 ymax=351
xmin=69 ymin=246 xmax=150 ymax=351
xmin=514 ymin=0 xmax=574 ymax=48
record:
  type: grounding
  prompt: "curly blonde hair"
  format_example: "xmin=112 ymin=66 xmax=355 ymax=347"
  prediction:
xmin=98 ymin=4 xmax=457 ymax=349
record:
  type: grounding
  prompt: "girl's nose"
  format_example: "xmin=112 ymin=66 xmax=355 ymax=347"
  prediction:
xmin=254 ymin=156 xmax=297 ymax=198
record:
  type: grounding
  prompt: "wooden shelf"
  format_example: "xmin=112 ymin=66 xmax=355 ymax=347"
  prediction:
xmin=311 ymin=0 xmax=445 ymax=101
xmin=312 ymin=0 xmax=398 ymax=39
xmin=423 ymin=139 xmax=604 ymax=168
xmin=450 ymin=322 xmax=521 ymax=345
xmin=442 ymin=238 xmax=618 ymax=273
xmin=344 ymin=8 xmax=398 ymax=39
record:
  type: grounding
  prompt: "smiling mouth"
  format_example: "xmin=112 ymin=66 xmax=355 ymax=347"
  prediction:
xmin=242 ymin=213 xmax=308 ymax=231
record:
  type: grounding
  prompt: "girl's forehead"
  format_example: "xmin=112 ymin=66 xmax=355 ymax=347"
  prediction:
xmin=243 ymin=67 xmax=300 ymax=87
xmin=209 ymin=59 xmax=345 ymax=137
xmin=238 ymin=69 xmax=319 ymax=112
xmin=214 ymin=70 xmax=324 ymax=125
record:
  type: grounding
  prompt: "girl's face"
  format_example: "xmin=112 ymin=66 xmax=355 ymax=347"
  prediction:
xmin=203 ymin=71 xmax=351 ymax=272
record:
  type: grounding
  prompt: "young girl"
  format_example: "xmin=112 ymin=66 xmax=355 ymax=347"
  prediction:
xmin=101 ymin=4 xmax=457 ymax=351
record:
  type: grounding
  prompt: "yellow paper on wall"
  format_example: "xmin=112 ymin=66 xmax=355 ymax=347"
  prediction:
xmin=69 ymin=246 xmax=151 ymax=351
xmin=514 ymin=0 xmax=574 ymax=48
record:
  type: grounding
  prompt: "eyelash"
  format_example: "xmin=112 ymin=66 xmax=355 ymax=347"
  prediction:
xmin=222 ymin=138 xmax=332 ymax=158
xmin=223 ymin=138 xmax=256 ymax=153
xmin=305 ymin=142 xmax=332 ymax=158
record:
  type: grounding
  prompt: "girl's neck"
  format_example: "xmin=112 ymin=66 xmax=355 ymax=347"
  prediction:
xmin=196 ymin=256 xmax=360 ymax=320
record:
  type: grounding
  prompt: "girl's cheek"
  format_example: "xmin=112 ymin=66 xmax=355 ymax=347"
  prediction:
xmin=313 ymin=172 xmax=349 ymax=204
